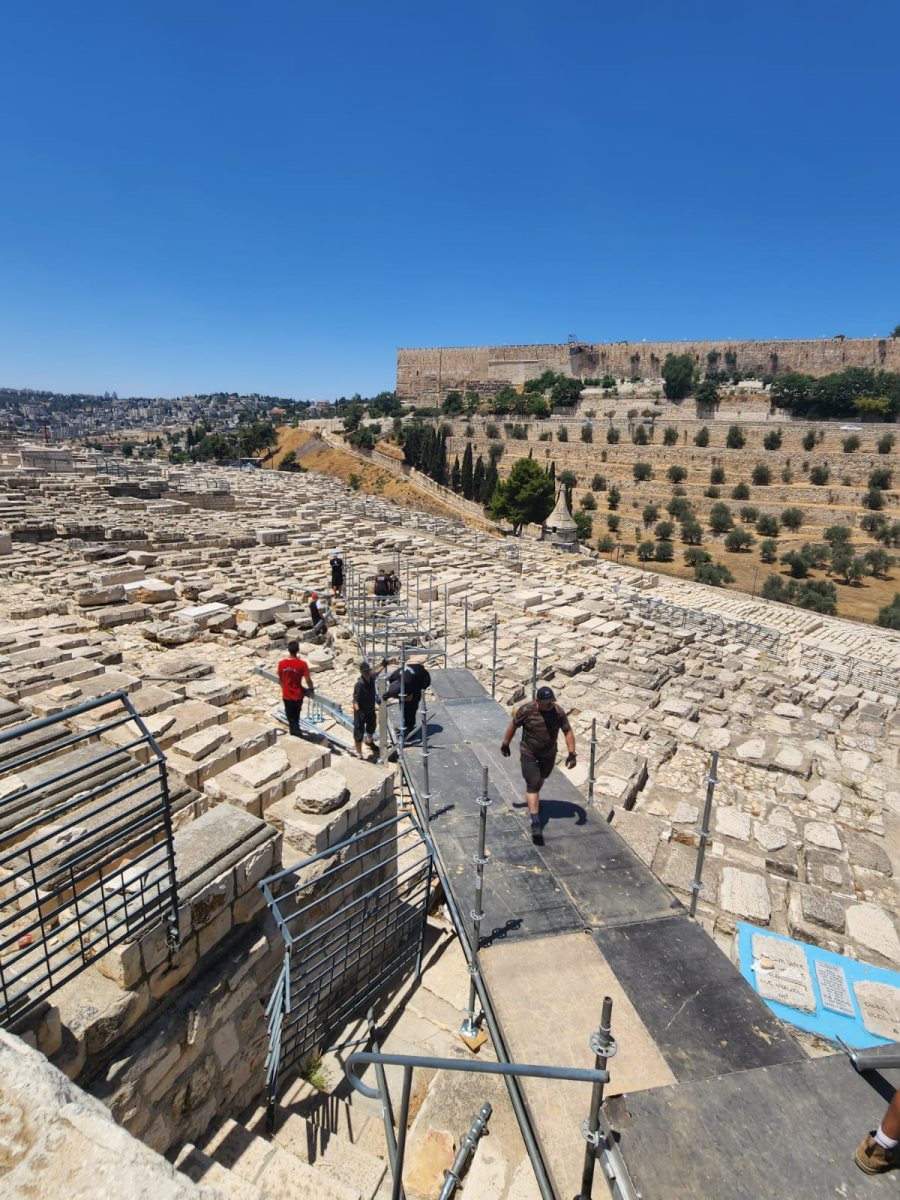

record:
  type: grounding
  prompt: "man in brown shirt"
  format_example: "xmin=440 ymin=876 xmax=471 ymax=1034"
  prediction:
xmin=501 ymin=686 xmax=576 ymax=843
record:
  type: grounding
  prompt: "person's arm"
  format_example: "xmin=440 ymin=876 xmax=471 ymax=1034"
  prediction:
xmin=500 ymin=719 xmax=517 ymax=756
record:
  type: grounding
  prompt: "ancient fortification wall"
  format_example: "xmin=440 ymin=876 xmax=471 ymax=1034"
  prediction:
xmin=396 ymin=338 xmax=900 ymax=407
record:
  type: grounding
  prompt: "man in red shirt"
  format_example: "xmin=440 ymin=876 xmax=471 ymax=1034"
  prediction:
xmin=277 ymin=640 xmax=314 ymax=737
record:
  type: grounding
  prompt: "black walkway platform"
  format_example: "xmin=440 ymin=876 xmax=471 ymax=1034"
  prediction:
xmin=402 ymin=669 xmax=899 ymax=1199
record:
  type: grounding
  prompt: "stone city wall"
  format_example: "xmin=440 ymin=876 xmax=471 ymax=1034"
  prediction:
xmin=397 ymin=337 xmax=900 ymax=407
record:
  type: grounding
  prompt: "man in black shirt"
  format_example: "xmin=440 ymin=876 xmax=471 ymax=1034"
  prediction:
xmin=330 ymin=549 xmax=344 ymax=598
xmin=352 ymin=660 xmax=378 ymax=758
xmin=384 ymin=660 xmax=431 ymax=737
xmin=501 ymin=686 xmax=576 ymax=842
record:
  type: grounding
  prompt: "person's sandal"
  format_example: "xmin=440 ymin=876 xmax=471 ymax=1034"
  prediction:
xmin=855 ymin=1134 xmax=897 ymax=1174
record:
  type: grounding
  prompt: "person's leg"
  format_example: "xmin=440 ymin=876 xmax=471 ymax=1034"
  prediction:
xmin=856 ymin=1090 xmax=900 ymax=1173
xmin=520 ymin=754 xmax=543 ymax=822
xmin=353 ymin=713 xmax=364 ymax=757
xmin=403 ymin=696 xmax=418 ymax=734
xmin=364 ymin=712 xmax=376 ymax=749
xmin=283 ymin=698 xmax=301 ymax=737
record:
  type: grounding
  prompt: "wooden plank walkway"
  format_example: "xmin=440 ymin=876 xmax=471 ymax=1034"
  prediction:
xmin=403 ymin=669 xmax=899 ymax=1199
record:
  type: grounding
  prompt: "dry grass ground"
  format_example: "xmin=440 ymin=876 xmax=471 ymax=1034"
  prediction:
xmin=600 ymin=529 xmax=899 ymax=623
xmin=273 ymin=428 xmax=489 ymax=526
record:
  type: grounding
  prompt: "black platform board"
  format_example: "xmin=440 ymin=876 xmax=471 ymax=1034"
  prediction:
xmin=612 ymin=1050 xmax=900 ymax=1200
xmin=594 ymin=915 xmax=806 ymax=1080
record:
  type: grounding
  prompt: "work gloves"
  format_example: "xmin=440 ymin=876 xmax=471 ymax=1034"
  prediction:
xmin=565 ymin=752 xmax=577 ymax=769
xmin=500 ymin=743 xmax=511 ymax=757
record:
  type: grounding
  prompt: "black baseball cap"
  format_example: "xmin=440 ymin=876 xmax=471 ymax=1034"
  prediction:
xmin=536 ymin=686 xmax=555 ymax=702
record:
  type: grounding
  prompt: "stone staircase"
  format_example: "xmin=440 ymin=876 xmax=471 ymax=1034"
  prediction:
xmin=173 ymin=1104 xmax=390 ymax=1200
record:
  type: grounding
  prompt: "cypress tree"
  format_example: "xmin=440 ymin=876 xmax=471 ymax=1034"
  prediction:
xmin=473 ymin=455 xmax=485 ymax=503
xmin=451 ymin=455 xmax=461 ymax=492
xmin=461 ymin=443 xmax=474 ymax=499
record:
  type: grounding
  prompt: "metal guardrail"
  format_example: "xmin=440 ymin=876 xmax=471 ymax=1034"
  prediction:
xmin=259 ymin=813 xmax=434 ymax=1114
xmin=799 ymin=644 xmax=900 ymax=694
xmin=0 ymin=692 xmax=179 ymax=1025
xmin=345 ymin=1012 xmax=627 ymax=1200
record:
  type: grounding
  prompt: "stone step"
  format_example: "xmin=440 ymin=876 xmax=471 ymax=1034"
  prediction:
xmin=174 ymin=1143 xmax=266 ymax=1199
xmin=198 ymin=1117 xmax=361 ymax=1200
xmin=260 ymin=1110 xmax=387 ymax=1200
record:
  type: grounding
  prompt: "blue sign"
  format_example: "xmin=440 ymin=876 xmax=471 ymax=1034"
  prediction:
xmin=736 ymin=922 xmax=900 ymax=1049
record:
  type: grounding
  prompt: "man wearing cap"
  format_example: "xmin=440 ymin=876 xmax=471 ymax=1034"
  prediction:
xmin=352 ymin=660 xmax=378 ymax=758
xmin=277 ymin=640 xmax=314 ymax=737
xmin=330 ymin=549 xmax=344 ymax=598
xmin=500 ymin=686 xmax=576 ymax=842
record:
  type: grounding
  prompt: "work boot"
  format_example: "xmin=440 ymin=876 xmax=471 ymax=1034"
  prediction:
xmin=855 ymin=1134 xmax=897 ymax=1174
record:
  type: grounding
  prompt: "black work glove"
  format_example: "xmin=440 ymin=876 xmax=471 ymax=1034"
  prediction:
xmin=565 ymin=752 xmax=577 ymax=769
xmin=500 ymin=743 xmax=511 ymax=757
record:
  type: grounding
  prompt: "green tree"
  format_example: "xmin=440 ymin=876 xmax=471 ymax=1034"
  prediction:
xmin=731 ymin=482 xmax=750 ymax=501
xmin=710 ymin=466 xmax=725 ymax=485
xmin=802 ymin=429 xmax=817 ymax=451
xmin=581 ymin=423 xmax=593 ymax=443
xmin=863 ymin=488 xmax=885 ymax=510
xmin=606 ymin=426 xmax=620 ymax=444
xmin=864 ymin=547 xmax=894 ymax=578
xmin=642 ymin=504 xmax=660 ymax=527
xmin=823 ymin=525 xmax=852 ymax=547
xmin=756 ymin=514 xmax=779 ymax=538
xmin=633 ymin=462 xmax=653 ymax=481
xmin=573 ymin=511 xmax=593 ymax=541
xmin=781 ymin=507 xmax=805 ymax=530
xmin=725 ymin=528 xmax=755 ymax=552
xmin=726 ymin=425 xmax=746 ymax=449
xmin=637 ymin=540 xmax=656 ymax=561
xmin=695 ymin=562 xmax=734 ymax=586
xmin=809 ymin=464 xmax=830 ymax=486
xmin=680 ymin=519 xmax=704 ymax=544
xmin=632 ymin=424 xmax=649 ymax=445
xmin=473 ymin=455 xmax=485 ymax=501
xmin=694 ymin=426 xmax=710 ymax=447
xmin=450 ymin=455 xmax=462 ymax=492
xmin=558 ymin=469 xmax=578 ymax=505
xmin=877 ymin=432 xmax=895 ymax=454
xmin=763 ymin=429 xmax=783 ymax=450
xmin=663 ymin=426 xmax=679 ymax=446
xmin=751 ymin=464 xmax=771 ymax=486
xmin=841 ymin=434 xmax=861 ymax=453
xmin=876 ymin=593 xmax=900 ymax=629
xmin=694 ymin=379 xmax=720 ymax=407
xmin=580 ymin=492 xmax=597 ymax=510
xmin=607 ymin=486 xmax=621 ymax=510
xmin=489 ymin=458 xmax=555 ymax=533
xmin=556 ymin=426 xmax=569 ymax=442
xmin=443 ymin=390 xmax=464 ymax=415
xmin=597 ymin=534 xmax=616 ymax=553
xmin=781 ymin=549 xmax=810 ymax=578
xmin=654 ymin=520 xmax=675 ymax=541
xmin=551 ymin=377 xmax=583 ymax=407
xmin=739 ymin=505 xmax=759 ymax=523
xmin=868 ymin=467 xmax=892 ymax=490
xmin=342 ymin=402 xmax=364 ymax=432
xmin=662 ymin=353 xmax=696 ymax=400
xmin=591 ymin=473 xmax=606 ymax=491
xmin=709 ymin=502 xmax=733 ymax=533
xmin=667 ymin=465 xmax=687 ymax=483
xmin=684 ymin=547 xmax=710 ymax=567
xmin=461 ymin=443 xmax=474 ymax=499
xmin=654 ymin=540 xmax=675 ymax=562
xmin=759 ymin=539 xmax=779 ymax=563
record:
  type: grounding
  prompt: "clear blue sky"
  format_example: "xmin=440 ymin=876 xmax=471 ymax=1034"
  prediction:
xmin=1 ymin=1 xmax=898 ymax=400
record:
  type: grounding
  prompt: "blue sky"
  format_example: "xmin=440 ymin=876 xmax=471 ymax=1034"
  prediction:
xmin=1 ymin=1 xmax=898 ymax=399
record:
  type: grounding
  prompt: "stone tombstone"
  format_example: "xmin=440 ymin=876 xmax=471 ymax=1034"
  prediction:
xmin=751 ymin=932 xmax=816 ymax=1013
xmin=854 ymin=980 xmax=900 ymax=1042
xmin=813 ymin=960 xmax=855 ymax=1018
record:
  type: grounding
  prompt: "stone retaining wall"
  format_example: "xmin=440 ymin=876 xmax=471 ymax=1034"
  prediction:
xmin=397 ymin=337 xmax=900 ymax=407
